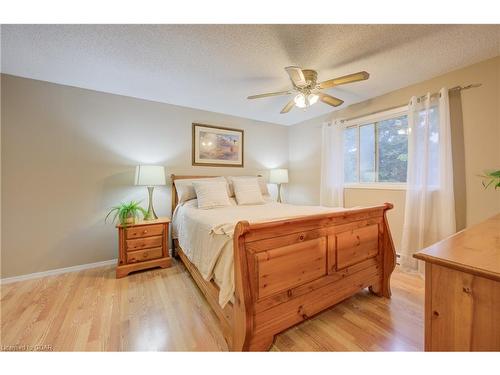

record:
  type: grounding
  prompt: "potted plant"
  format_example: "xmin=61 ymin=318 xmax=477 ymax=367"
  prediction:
xmin=480 ymin=169 xmax=500 ymax=190
xmin=105 ymin=201 xmax=147 ymax=226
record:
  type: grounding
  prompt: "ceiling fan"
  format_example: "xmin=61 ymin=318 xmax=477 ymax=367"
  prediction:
xmin=247 ymin=67 xmax=370 ymax=114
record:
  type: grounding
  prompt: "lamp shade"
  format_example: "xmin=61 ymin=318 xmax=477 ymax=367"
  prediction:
xmin=269 ymin=168 xmax=289 ymax=184
xmin=134 ymin=165 xmax=166 ymax=186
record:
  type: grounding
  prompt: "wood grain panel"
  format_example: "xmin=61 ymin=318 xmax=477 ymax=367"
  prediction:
xmin=255 ymin=257 xmax=379 ymax=314
xmin=336 ymin=224 xmax=379 ymax=269
xmin=126 ymin=235 xmax=163 ymax=251
xmin=245 ymin=229 xmax=326 ymax=253
xmin=230 ymin=203 xmax=394 ymax=350
xmin=327 ymin=235 xmax=336 ymax=274
xmin=255 ymin=238 xmax=327 ymax=299
xmin=125 ymin=224 xmax=164 ymax=239
xmin=254 ymin=266 xmax=381 ymax=336
xmin=126 ymin=247 xmax=163 ymax=263
xmin=243 ymin=209 xmax=384 ymax=243
xmin=414 ymin=214 xmax=500 ymax=282
xmin=416 ymin=214 xmax=500 ymax=351
xmin=428 ymin=264 xmax=500 ymax=351
xmin=115 ymin=257 xmax=171 ymax=279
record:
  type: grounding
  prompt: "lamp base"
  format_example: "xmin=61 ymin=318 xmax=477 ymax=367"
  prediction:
xmin=144 ymin=186 xmax=158 ymax=221
xmin=277 ymin=183 xmax=283 ymax=203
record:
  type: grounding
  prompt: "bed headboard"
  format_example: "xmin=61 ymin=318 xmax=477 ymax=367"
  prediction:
xmin=170 ymin=174 xmax=262 ymax=214
xmin=170 ymin=174 xmax=216 ymax=214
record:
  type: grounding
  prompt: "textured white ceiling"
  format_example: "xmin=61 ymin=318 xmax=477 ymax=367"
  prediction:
xmin=1 ymin=24 xmax=499 ymax=126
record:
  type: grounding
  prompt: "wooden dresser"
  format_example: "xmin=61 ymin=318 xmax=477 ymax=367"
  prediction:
xmin=414 ymin=214 xmax=500 ymax=351
xmin=116 ymin=217 xmax=172 ymax=278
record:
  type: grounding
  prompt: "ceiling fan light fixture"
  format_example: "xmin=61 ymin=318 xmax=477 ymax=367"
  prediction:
xmin=247 ymin=67 xmax=369 ymax=114
xmin=294 ymin=93 xmax=307 ymax=108
xmin=308 ymin=93 xmax=319 ymax=105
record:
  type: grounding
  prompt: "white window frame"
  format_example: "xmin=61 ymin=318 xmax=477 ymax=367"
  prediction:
xmin=342 ymin=105 xmax=409 ymax=190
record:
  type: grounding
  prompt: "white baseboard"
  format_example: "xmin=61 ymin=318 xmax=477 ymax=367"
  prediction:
xmin=0 ymin=259 xmax=117 ymax=285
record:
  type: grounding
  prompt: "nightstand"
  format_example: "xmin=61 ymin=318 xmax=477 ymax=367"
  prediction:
xmin=116 ymin=217 xmax=172 ymax=278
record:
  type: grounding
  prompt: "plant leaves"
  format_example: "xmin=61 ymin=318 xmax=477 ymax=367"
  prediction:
xmin=104 ymin=200 xmax=147 ymax=225
xmin=480 ymin=169 xmax=500 ymax=190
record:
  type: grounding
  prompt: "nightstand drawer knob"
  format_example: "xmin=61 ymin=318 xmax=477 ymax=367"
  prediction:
xmin=143 ymin=230 xmax=148 ymax=234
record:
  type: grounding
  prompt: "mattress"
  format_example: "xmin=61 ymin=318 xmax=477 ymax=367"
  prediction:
xmin=172 ymin=199 xmax=346 ymax=307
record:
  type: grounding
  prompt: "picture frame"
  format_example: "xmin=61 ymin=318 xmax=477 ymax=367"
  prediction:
xmin=192 ymin=123 xmax=244 ymax=167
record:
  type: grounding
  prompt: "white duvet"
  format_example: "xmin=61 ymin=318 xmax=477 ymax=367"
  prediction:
xmin=172 ymin=199 xmax=346 ymax=307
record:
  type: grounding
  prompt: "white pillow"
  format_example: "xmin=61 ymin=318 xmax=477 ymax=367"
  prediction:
xmin=192 ymin=180 xmax=231 ymax=209
xmin=232 ymin=178 xmax=265 ymax=205
xmin=174 ymin=177 xmax=227 ymax=204
xmin=226 ymin=176 xmax=269 ymax=197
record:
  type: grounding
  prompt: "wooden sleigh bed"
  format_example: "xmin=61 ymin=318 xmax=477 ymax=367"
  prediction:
xmin=171 ymin=175 xmax=396 ymax=351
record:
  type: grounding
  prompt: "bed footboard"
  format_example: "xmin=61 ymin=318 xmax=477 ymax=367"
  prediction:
xmin=232 ymin=203 xmax=396 ymax=351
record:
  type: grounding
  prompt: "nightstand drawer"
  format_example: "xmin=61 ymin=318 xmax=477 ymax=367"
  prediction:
xmin=127 ymin=247 xmax=163 ymax=263
xmin=126 ymin=224 xmax=164 ymax=239
xmin=126 ymin=235 xmax=163 ymax=251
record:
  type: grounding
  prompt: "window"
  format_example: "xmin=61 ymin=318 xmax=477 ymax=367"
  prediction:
xmin=344 ymin=110 xmax=408 ymax=185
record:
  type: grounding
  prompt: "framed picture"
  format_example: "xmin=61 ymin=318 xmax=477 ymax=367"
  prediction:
xmin=192 ymin=123 xmax=244 ymax=167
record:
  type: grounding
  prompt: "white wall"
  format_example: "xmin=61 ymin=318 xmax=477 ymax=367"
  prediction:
xmin=1 ymin=74 xmax=289 ymax=278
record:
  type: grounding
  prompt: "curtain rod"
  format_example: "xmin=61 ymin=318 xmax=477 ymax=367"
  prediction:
xmin=337 ymin=83 xmax=482 ymax=124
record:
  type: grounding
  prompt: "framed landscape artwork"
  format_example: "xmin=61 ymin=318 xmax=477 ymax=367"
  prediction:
xmin=192 ymin=123 xmax=244 ymax=167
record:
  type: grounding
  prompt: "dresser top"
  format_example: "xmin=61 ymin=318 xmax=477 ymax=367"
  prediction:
xmin=116 ymin=217 xmax=170 ymax=228
xmin=414 ymin=213 xmax=500 ymax=281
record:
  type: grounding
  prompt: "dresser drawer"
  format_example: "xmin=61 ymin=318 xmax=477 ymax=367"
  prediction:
xmin=126 ymin=224 xmax=164 ymax=239
xmin=126 ymin=247 xmax=163 ymax=263
xmin=126 ymin=235 xmax=163 ymax=251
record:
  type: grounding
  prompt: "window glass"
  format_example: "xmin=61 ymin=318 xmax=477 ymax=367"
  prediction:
xmin=343 ymin=112 xmax=409 ymax=185
xmin=377 ymin=115 xmax=408 ymax=182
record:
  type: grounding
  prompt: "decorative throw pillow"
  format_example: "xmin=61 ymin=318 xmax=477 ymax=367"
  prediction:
xmin=192 ymin=180 xmax=231 ymax=209
xmin=226 ymin=176 xmax=270 ymax=197
xmin=174 ymin=177 xmax=227 ymax=204
xmin=232 ymin=177 xmax=265 ymax=205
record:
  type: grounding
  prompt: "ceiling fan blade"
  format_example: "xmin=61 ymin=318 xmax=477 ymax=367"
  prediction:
xmin=280 ymin=99 xmax=295 ymax=114
xmin=247 ymin=90 xmax=293 ymax=99
xmin=285 ymin=66 xmax=307 ymax=88
xmin=318 ymin=93 xmax=344 ymax=107
xmin=319 ymin=71 xmax=370 ymax=89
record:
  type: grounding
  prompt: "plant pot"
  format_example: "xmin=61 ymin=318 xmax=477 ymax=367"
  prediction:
xmin=123 ymin=215 xmax=136 ymax=225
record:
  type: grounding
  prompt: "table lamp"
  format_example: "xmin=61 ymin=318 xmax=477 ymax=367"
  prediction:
xmin=269 ymin=168 xmax=289 ymax=203
xmin=135 ymin=165 xmax=166 ymax=220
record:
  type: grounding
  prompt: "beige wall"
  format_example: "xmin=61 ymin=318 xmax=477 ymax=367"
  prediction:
xmin=1 ymin=75 xmax=289 ymax=278
xmin=344 ymin=188 xmax=406 ymax=251
xmin=2 ymin=56 xmax=500 ymax=278
xmin=288 ymin=56 xmax=500 ymax=250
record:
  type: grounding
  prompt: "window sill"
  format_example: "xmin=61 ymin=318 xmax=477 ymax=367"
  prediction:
xmin=344 ymin=183 xmax=407 ymax=191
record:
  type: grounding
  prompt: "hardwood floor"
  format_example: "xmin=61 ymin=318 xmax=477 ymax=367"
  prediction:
xmin=1 ymin=260 xmax=424 ymax=351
